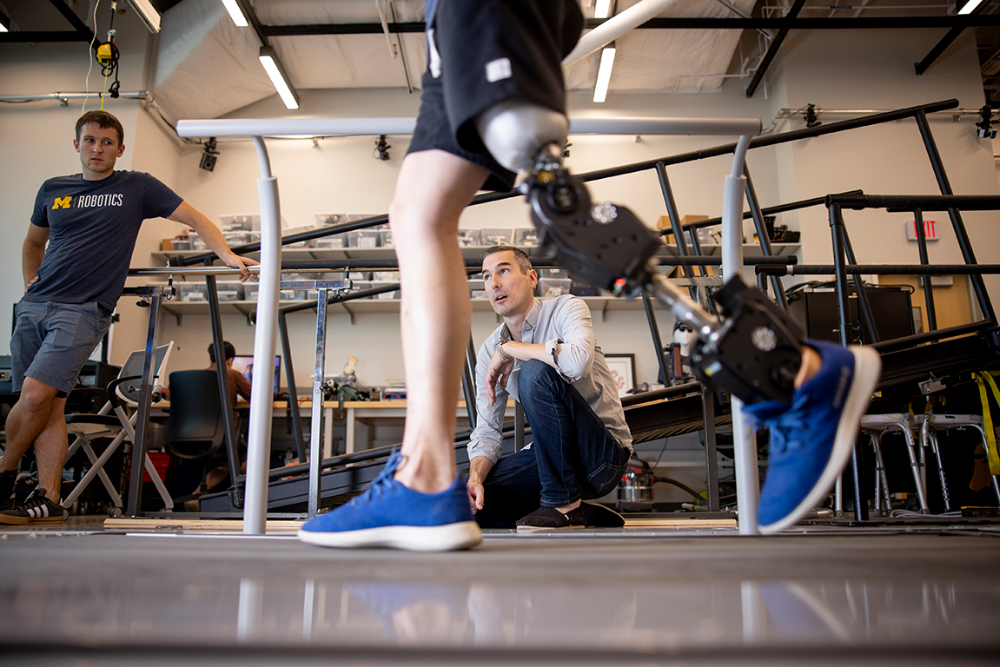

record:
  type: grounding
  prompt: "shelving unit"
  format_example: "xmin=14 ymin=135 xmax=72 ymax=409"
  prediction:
xmin=151 ymin=243 xmax=800 ymax=325
xmin=150 ymin=242 xmax=800 ymax=266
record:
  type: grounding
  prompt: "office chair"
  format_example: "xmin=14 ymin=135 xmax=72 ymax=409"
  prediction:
xmin=62 ymin=343 xmax=175 ymax=516
xmin=165 ymin=370 xmax=226 ymax=461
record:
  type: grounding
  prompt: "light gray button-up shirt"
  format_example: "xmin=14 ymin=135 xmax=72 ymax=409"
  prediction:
xmin=468 ymin=295 xmax=633 ymax=464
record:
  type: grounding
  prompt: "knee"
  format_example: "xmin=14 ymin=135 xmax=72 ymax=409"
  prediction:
xmin=17 ymin=382 xmax=58 ymax=415
xmin=388 ymin=197 xmax=451 ymax=248
xmin=517 ymin=360 xmax=559 ymax=400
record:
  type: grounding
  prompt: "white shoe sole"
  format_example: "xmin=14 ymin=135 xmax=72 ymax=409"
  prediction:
xmin=759 ymin=346 xmax=882 ymax=535
xmin=297 ymin=521 xmax=482 ymax=552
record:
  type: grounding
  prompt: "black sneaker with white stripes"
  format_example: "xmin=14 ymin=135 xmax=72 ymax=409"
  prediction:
xmin=0 ymin=488 xmax=68 ymax=525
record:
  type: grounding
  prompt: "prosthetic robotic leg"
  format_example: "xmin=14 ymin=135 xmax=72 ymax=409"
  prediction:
xmin=475 ymin=102 xmax=805 ymax=406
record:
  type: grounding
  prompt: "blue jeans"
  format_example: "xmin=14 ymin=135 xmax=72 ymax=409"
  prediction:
xmin=475 ymin=360 xmax=630 ymax=528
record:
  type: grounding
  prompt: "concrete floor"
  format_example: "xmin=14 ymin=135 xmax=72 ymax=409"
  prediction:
xmin=1 ymin=517 xmax=999 ymax=666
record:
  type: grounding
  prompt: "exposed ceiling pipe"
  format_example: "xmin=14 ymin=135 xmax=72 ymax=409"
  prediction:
xmin=563 ymin=0 xmax=682 ymax=67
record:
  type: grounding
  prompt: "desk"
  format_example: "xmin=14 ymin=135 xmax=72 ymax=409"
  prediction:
xmin=158 ymin=399 xmax=515 ymax=459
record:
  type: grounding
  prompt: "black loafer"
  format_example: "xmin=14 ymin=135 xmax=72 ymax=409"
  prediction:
xmin=516 ymin=506 xmax=586 ymax=531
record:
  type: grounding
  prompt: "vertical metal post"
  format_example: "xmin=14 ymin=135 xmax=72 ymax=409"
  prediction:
xmin=244 ymin=136 xmax=282 ymax=535
xmin=206 ymin=271 xmax=242 ymax=504
xmin=830 ymin=203 xmax=869 ymax=522
xmin=743 ymin=167 xmax=788 ymax=310
xmin=913 ymin=209 xmax=938 ymax=332
xmin=915 ymin=111 xmax=995 ymax=322
xmin=308 ymin=287 xmax=329 ymax=519
xmin=125 ymin=293 xmax=162 ymax=517
xmin=842 ymin=233 xmax=880 ymax=344
xmin=641 ymin=291 xmax=670 ymax=386
xmin=279 ymin=308 xmax=308 ymax=463
xmin=702 ymin=386 xmax=720 ymax=511
xmin=686 ymin=226 xmax=716 ymax=314
xmin=655 ymin=162 xmax=699 ymax=301
xmin=724 ymin=135 xmax=759 ymax=535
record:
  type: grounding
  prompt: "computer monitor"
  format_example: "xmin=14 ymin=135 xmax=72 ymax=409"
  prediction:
xmin=230 ymin=355 xmax=281 ymax=396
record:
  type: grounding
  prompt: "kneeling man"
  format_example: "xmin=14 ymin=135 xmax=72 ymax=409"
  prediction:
xmin=467 ymin=246 xmax=633 ymax=530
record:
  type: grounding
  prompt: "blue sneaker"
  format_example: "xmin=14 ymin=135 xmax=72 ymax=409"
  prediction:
xmin=297 ymin=452 xmax=482 ymax=551
xmin=744 ymin=340 xmax=881 ymax=534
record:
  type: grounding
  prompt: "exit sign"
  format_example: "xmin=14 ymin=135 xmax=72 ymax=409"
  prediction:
xmin=905 ymin=219 xmax=939 ymax=242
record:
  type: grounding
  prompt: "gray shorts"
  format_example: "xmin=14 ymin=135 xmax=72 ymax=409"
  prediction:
xmin=11 ymin=300 xmax=114 ymax=396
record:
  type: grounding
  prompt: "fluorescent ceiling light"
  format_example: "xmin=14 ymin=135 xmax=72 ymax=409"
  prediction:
xmin=0 ymin=8 xmax=9 ymax=33
xmin=259 ymin=47 xmax=300 ymax=110
xmin=958 ymin=0 xmax=984 ymax=14
xmin=221 ymin=0 xmax=248 ymax=27
xmin=594 ymin=45 xmax=616 ymax=103
xmin=594 ymin=0 xmax=613 ymax=19
xmin=127 ymin=0 xmax=161 ymax=33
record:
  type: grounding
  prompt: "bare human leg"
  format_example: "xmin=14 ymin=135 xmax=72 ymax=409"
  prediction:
xmin=388 ymin=149 xmax=489 ymax=494
xmin=30 ymin=394 xmax=68 ymax=502
xmin=0 ymin=377 xmax=61 ymax=482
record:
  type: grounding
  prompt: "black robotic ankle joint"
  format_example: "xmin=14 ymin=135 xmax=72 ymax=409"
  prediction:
xmin=527 ymin=168 xmax=661 ymax=295
xmin=691 ymin=277 xmax=804 ymax=405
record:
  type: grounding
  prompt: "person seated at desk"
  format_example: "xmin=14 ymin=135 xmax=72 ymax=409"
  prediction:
xmin=186 ymin=341 xmax=253 ymax=497
xmin=466 ymin=246 xmax=633 ymax=530
xmin=208 ymin=341 xmax=253 ymax=420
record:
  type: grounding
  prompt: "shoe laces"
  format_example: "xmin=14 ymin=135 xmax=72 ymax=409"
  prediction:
xmin=18 ymin=489 xmax=52 ymax=511
xmin=347 ymin=453 xmax=403 ymax=508
xmin=758 ymin=393 xmax=810 ymax=456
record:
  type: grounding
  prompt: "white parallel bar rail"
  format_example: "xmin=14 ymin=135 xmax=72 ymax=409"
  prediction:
xmin=176 ymin=115 xmax=761 ymax=535
xmin=177 ymin=116 xmax=761 ymax=139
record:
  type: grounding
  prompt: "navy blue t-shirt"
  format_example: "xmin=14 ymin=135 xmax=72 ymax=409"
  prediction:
xmin=25 ymin=170 xmax=183 ymax=312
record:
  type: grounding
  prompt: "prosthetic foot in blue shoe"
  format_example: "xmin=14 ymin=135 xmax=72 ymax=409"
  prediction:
xmin=745 ymin=340 xmax=881 ymax=534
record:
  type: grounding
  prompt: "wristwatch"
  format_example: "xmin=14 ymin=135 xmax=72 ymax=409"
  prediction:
xmin=496 ymin=339 xmax=513 ymax=361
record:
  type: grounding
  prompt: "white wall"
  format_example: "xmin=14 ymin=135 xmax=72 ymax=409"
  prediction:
xmin=2 ymin=23 xmax=997 ymax=396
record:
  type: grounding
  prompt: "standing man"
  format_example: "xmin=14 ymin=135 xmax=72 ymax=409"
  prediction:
xmin=467 ymin=247 xmax=632 ymax=530
xmin=0 ymin=110 xmax=256 ymax=524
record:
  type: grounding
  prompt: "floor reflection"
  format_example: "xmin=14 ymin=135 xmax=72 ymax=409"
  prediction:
xmin=2 ymin=573 xmax=998 ymax=650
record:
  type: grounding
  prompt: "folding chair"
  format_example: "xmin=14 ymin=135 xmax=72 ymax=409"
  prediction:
xmin=62 ymin=343 xmax=174 ymax=516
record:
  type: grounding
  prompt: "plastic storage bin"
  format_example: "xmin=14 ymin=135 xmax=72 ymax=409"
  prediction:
xmin=347 ymin=231 xmax=380 ymax=248
xmin=179 ymin=284 xmax=208 ymax=302
xmin=457 ymin=229 xmax=482 ymax=247
xmin=216 ymin=282 xmax=243 ymax=301
xmin=371 ymin=282 xmax=401 ymax=300
xmin=514 ymin=228 xmax=541 ymax=246
xmin=315 ymin=213 xmax=376 ymax=226
xmin=219 ymin=214 xmax=260 ymax=231
xmin=315 ymin=235 xmax=346 ymax=248
xmin=538 ymin=279 xmax=571 ymax=297
xmin=480 ymin=228 xmax=513 ymax=246
xmin=378 ymin=230 xmax=393 ymax=247
xmin=537 ymin=268 xmax=569 ymax=279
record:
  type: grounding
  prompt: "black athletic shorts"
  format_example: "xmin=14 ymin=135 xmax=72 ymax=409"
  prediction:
xmin=407 ymin=0 xmax=584 ymax=192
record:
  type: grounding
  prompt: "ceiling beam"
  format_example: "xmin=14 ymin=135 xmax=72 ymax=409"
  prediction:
xmin=47 ymin=0 xmax=94 ymax=38
xmin=6 ymin=11 xmax=1000 ymax=44
xmin=258 ymin=15 xmax=1000 ymax=39
xmin=746 ymin=0 xmax=808 ymax=99
xmin=914 ymin=0 xmax=991 ymax=75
